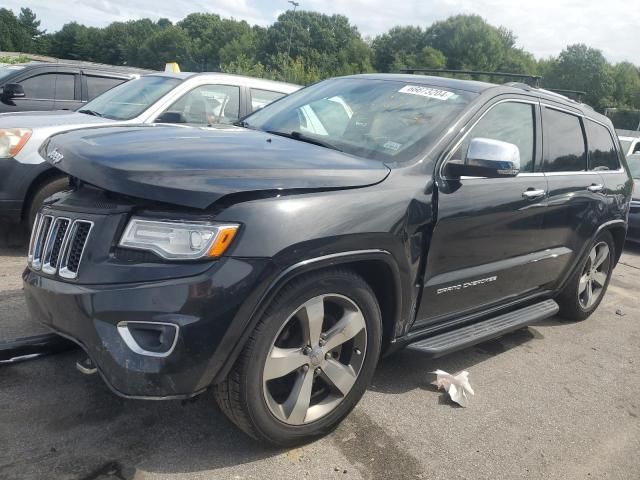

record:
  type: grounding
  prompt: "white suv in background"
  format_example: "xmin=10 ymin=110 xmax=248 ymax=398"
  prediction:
xmin=617 ymin=129 xmax=640 ymax=156
xmin=0 ymin=72 xmax=300 ymax=228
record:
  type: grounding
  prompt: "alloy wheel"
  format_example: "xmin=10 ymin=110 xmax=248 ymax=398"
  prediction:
xmin=578 ymin=241 xmax=611 ymax=309
xmin=262 ymin=294 xmax=367 ymax=425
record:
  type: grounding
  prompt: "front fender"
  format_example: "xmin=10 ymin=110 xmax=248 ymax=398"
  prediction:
xmin=211 ymin=248 xmax=404 ymax=384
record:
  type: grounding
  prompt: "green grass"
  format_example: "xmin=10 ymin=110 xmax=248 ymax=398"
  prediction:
xmin=0 ymin=55 xmax=32 ymax=65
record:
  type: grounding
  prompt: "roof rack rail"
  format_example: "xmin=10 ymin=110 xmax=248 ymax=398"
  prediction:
xmin=400 ymin=68 xmax=542 ymax=87
xmin=542 ymin=88 xmax=586 ymax=102
xmin=400 ymin=68 xmax=591 ymax=105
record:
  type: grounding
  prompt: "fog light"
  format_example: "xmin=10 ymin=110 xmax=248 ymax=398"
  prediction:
xmin=117 ymin=321 xmax=179 ymax=357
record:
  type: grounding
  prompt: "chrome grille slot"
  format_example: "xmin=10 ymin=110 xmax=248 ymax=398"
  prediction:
xmin=30 ymin=215 xmax=53 ymax=270
xmin=27 ymin=213 xmax=41 ymax=265
xmin=59 ymin=220 xmax=93 ymax=279
xmin=42 ymin=218 xmax=71 ymax=274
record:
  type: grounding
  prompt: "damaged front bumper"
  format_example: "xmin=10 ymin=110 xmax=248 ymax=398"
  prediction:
xmin=22 ymin=256 xmax=269 ymax=399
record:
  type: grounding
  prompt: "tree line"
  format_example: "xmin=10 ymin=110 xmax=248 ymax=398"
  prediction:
xmin=1 ymin=7 xmax=639 ymax=114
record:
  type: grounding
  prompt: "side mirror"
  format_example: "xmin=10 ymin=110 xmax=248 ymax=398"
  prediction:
xmin=2 ymin=83 xmax=25 ymax=100
xmin=446 ymin=137 xmax=521 ymax=179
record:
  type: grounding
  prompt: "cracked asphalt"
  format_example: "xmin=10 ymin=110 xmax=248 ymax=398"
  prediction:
xmin=0 ymin=243 xmax=638 ymax=480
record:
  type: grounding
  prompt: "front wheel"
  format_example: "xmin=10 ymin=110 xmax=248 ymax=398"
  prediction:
xmin=26 ymin=177 xmax=70 ymax=229
xmin=557 ymin=231 xmax=615 ymax=321
xmin=214 ymin=268 xmax=382 ymax=446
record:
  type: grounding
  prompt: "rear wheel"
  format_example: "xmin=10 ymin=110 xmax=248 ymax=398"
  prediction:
xmin=214 ymin=269 xmax=382 ymax=446
xmin=557 ymin=231 xmax=615 ymax=321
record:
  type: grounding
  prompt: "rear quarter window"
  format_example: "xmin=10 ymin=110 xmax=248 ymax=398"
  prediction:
xmin=86 ymin=76 xmax=127 ymax=99
xmin=586 ymin=120 xmax=620 ymax=171
xmin=250 ymin=89 xmax=285 ymax=111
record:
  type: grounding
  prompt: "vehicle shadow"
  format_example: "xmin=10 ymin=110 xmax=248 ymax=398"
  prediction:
xmin=370 ymin=326 xmax=542 ymax=400
xmin=0 ymin=222 xmax=29 ymax=249
xmin=0 ymin=325 xmax=545 ymax=479
xmin=0 ymin=350 xmax=283 ymax=479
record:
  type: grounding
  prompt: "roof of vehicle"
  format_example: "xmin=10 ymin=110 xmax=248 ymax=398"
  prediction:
xmin=348 ymin=73 xmax=496 ymax=93
xmin=144 ymin=71 xmax=301 ymax=92
xmin=1 ymin=61 xmax=151 ymax=76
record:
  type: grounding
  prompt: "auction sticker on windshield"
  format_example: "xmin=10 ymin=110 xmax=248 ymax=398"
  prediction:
xmin=398 ymin=85 xmax=455 ymax=100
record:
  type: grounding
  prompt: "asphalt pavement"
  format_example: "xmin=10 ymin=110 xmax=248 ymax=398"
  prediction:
xmin=0 ymin=243 xmax=639 ymax=480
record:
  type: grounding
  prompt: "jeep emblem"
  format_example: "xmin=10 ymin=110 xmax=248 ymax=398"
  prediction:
xmin=48 ymin=148 xmax=64 ymax=164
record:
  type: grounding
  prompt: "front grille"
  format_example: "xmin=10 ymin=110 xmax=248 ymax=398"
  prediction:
xmin=28 ymin=214 xmax=93 ymax=279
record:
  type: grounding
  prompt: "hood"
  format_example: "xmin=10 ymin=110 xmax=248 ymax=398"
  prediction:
xmin=0 ymin=110 xmax=113 ymax=129
xmin=42 ymin=124 xmax=391 ymax=209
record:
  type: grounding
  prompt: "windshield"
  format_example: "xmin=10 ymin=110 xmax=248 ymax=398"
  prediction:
xmin=628 ymin=154 xmax=640 ymax=179
xmin=0 ymin=65 xmax=25 ymax=82
xmin=244 ymin=78 xmax=476 ymax=163
xmin=80 ymin=75 xmax=181 ymax=120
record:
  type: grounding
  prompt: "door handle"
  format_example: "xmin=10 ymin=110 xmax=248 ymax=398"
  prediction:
xmin=587 ymin=184 xmax=604 ymax=193
xmin=522 ymin=188 xmax=546 ymax=199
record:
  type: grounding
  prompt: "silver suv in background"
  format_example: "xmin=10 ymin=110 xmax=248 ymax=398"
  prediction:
xmin=0 ymin=72 xmax=300 ymax=228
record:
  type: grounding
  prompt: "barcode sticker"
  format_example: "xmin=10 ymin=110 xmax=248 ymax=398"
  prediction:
xmin=398 ymin=85 xmax=455 ymax=100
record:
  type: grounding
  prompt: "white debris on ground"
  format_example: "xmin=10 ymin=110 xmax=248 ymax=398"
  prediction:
xmin=431 ymin=369 xmax=475 ymax=407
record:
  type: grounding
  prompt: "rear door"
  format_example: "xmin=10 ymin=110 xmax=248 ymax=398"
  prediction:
xmin=417 ymin=97 xmax=554 ymax=326
xmin=53 ymin=67 xmax=80 ymax=110
xmin=540 ymin=106 xmax=608 ymax=278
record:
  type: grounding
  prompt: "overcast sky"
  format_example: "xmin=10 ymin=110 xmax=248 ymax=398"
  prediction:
xmin=5 ymin=0 xmax=639 ymax=64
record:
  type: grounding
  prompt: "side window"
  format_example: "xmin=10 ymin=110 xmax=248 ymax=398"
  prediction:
xmin=586 ymin=120 xmax=620 ymax=171
xmin=451 ymin=102 xmax=536 ymax=173
xmin=54 ymin=74 xmax=76 ymax=101
xmin=250 ymin=89 xmax=285 ymax=111
xmin=160 ymin=84 xmax=240 ymax=125
xmin=86 ymin=76 xmax=126 ymax=99
xmin=543 ymin=108 xmax=587 ymax=172
xmin=19 ymin=74 xmax=56 ymax=99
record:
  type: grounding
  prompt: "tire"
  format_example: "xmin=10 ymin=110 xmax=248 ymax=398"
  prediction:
xmin=26 ymin=177 xmax=70 ymax=230
xmin=214 ymin=268 xmax=382 ymax=446
xmin=557 ymin=230 xmax=615 ymax=322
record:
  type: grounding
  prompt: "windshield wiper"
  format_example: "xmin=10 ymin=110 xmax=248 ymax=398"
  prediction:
xmin=265 ymin=130 xmax=343 ymax=152
xmin=78 ymin=109 xmax=104 ymax=117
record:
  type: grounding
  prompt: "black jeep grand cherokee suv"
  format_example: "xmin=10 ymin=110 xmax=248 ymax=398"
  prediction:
xmin=23 ymin=74 xmax=633 ymax=445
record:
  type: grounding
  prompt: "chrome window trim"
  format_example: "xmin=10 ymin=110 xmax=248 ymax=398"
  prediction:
xmin=42 ymin=217 xmax=71 ymax=275
xmin=116 ymin=321 xmax=180 ymax=358
xmin=59 ymin=220 xmax=94 ymax=279
xmin=544 ymin=170 xmax=624 ymax=176
xmin=439 ymin=98 xmax=539 ymax=181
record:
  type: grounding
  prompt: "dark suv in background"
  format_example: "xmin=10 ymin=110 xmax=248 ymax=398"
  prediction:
xmin=23 ymin=74 xmax=633 ymax=446
xmin=0 ymin=62 xmax=148 ymax=113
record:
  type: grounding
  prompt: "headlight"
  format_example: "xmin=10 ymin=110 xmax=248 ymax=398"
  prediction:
xmin=0 ymin=128 xmax=32 ymax=158
xmin=119 ymin=218 xmax=239 ymax=260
